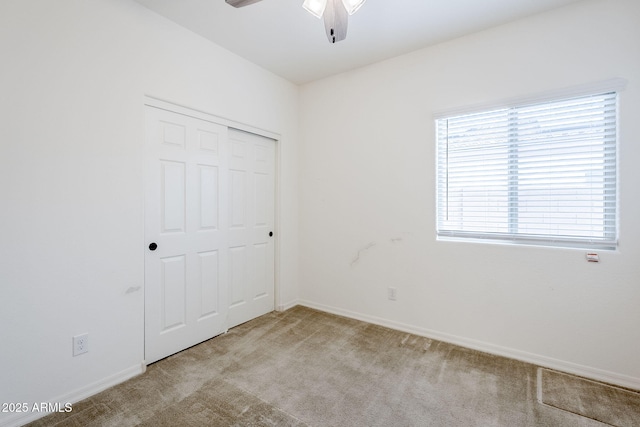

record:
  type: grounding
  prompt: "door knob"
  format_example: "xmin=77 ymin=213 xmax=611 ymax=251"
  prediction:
xmin=149 ymin=242 xmax=158 ymax=251
xmin=269 ymin=231 xmax=273 ymax=237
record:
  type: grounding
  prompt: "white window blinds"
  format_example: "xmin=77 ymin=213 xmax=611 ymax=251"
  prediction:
xmin=436 ymin=92 xmax=617 ymax=250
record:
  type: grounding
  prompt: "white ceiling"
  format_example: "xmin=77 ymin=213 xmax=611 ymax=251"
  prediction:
xmin=135 ymin=0 xmax=583 ymax=84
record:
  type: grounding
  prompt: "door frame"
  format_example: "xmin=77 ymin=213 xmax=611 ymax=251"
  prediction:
xmin=142 ymin=95 xmax=283 ymax=338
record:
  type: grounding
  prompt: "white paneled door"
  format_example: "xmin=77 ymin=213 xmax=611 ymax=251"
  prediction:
xmin=227 ymin=129 xmax=276 ymax=329
xmin=144 ymin=105 xmax=275 ymax=364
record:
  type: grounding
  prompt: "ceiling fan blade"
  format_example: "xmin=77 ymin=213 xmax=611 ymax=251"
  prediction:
xmin=323 ymin=0 xmax=348 ymax=43
xmin=225 ymin=0 xmax=263 ymax=7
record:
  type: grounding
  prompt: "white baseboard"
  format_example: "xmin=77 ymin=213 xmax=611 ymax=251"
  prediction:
xmin=297 ymin=300 xmax=640 ymax=391
xmin=277 ymin=299 xmax=299 ymax=312
xmin=3 ymin=362 xmax=145 ymax=427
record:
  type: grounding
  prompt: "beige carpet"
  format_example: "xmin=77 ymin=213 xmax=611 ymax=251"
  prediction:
xmin=29 ymin=306 xmax=636 ymax=426
xmin=538 ymin=368 xmax=640 ymax=427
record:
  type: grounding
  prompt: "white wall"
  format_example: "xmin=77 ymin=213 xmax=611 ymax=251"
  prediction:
xmin=299 ymin=0 xmax=640 ymax=388
xmin=0 ymin=0 xmax=298 ymax=425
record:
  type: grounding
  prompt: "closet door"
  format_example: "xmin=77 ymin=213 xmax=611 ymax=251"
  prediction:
xmin=227 ymin=129 xmax=276 ymax=328
xmin=144 ymin=105 xmax=277 ymax=364
xmin=144 ymin=106 xmax=229 ymax=364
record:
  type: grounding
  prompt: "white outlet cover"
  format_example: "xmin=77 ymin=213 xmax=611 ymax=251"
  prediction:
xmin=73 ymin=333 xmax=89 ymax=356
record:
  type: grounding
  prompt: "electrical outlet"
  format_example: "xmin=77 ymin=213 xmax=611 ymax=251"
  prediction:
xmin=388 ymin=287 xmax=397 ymax=301
xmin=73 ymin=333 xmax=89 ymax=356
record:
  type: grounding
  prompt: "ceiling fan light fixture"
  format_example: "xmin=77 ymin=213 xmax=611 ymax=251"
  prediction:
xmin=341 ymin=0 xmax=366 ymax=15
xmin=303 ymin=0 xmax=328 ymax=19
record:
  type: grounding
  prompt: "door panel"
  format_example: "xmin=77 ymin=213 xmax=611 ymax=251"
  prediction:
xmin=198 ymin=250 xmax=219 ymax=318
xmin=253 ymin=243 xmax=268 ymax=298
xmin=160 ymin=161 xmax=186 ymax=233
xmin=161 ymin=255 xmax=186 ymax=331
xmin=229 ymin=170 xmax=247 ymax=228
xmin=198 ymin=165 xmax=218 ymax=230
xmin=229 ymin=245 xmax=247 ymax=308
xmin=145 ymin=106 xmax=228 ymax=364
xmin=227 ymin=129 xmax=275 ymax=328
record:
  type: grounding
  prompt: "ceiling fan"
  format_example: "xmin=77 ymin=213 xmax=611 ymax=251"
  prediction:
xmin=225 ymin=0 xmax=367 ymax=43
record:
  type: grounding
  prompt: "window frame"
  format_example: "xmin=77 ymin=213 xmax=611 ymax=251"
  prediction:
xmin=434 ymin=80 xmax=625 ymax=251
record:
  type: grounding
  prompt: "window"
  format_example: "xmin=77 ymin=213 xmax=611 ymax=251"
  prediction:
xmin=436 ymin=91 xmax=617 ymax=250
